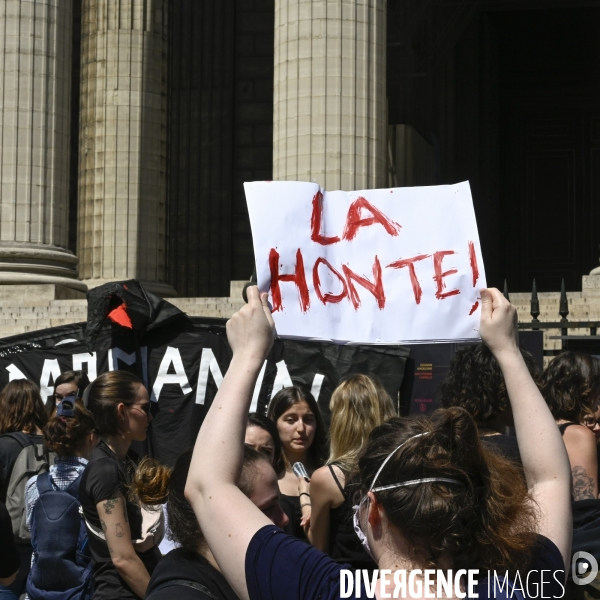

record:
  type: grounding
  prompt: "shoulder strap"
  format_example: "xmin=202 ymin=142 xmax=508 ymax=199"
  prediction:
xmin=81 ymin=508 xmax=106 ymax=541
xmin=558 ymin=422 xmax=578 ymax=435
xmin=328 ymin=464 xmax=347 ymax=498
xmin=36 ymin=471 xmax=54 ymax=495
xmin=150 ymin=579 xmax=222 ymax=600
xmin=3 ymin=432 xmax=31 ymax=449
xmin=64 ymin=472 xmax=84 ymax=498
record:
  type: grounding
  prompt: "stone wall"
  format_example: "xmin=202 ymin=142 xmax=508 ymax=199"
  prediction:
xmin=3 ymin=279 xmax=600 ymax=350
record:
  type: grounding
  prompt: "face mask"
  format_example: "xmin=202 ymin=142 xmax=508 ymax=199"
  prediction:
xmin=352 ymin=432 xmax=463 ymax=559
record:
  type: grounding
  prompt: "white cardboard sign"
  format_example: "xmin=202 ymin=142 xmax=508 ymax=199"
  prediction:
xmin=244 ymin=181 xmax=486 ymax=344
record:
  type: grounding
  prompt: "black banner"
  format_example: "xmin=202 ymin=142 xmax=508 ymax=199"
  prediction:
xmin=0 ymin=319 xmax=409 ymax=466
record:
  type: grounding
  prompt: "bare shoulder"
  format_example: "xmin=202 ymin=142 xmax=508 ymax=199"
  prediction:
xmin=311 ymin=465 xmax=345 ymax=505
xmin=563 ymin=423 xmax=596 ymax=446
xmin=311 ymin=465 xmax=337 ymax=488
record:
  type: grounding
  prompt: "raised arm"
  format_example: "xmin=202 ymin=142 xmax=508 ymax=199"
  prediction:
xmin=479 ymin=288 xmax=572 ymax=570
xmin=185 ymin=287 xmax=275 ymax=600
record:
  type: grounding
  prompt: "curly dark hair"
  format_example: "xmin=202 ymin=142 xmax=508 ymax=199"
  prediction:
xmin=43 ymin=403 xmax=96 ymax=457
xmin=541 ymin=351 xmax=600 ymax=423
xmin=438 ymin=344 xmax=540 ymax=425
xmin=356 ymin=408 xmax=537 ymax=573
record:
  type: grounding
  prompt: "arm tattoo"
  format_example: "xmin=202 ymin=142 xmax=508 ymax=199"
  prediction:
xmin=572 ymin=466 xmax=596 ymax=500
xmin=103 ymin=497 xmax=118 ymax=514
xmin=100 ymin=520 xmax=107 ymax=533
xmin=115 ymin=523 xmax=124 ymax=538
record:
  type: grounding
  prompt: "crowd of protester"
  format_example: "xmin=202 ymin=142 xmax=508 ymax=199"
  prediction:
xmin=0 ymin=287 xmax=599 ymax=599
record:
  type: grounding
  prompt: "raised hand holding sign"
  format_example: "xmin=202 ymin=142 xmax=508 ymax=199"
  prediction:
xmin=245 ymin=181 xmax=486 ymax=344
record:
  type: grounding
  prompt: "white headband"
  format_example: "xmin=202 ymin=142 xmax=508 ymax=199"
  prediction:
xmin=368 ymin=432 xmax=462 ymax=494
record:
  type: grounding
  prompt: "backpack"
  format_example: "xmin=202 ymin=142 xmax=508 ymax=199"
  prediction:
xmin=26 ymin=472 xmax=93 ymax=600
xmin=2 ymin=432 xmax=54 ymax=543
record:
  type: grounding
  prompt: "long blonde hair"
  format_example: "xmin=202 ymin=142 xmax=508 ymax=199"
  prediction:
xmin=328 ymin=374 xmax=396 ymax=472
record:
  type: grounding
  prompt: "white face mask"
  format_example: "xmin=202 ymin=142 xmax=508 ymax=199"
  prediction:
xmin=352 ymin=432 xmax=463 ymax=559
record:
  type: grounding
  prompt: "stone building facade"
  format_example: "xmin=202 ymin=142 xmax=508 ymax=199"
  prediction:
xmin=0 ymin=0 xmax=599 ymax=338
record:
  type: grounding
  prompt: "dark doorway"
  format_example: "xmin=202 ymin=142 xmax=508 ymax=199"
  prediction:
xmin=496 ymin=8 xmax=600 ymax=292
xmin=450 ymin=7 xmax=600 ymax=292
xmin=388 ymin=3 xmax=600 ymax=292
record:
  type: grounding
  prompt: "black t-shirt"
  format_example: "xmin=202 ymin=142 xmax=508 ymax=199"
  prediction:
xmin=245 ymin=525 xmax=565 ymax=600
xmin=481 ymin=434 xmax=522 ymax=466
xmin=79 ymin=440 xmax=160 ymax=600
xmin=0 ymin=500 xmax=20 ymax=578
xmin=146 ymin=548 xmax=239 ymax=600
xmin=0 ymin=433 xmax=45 ymax=502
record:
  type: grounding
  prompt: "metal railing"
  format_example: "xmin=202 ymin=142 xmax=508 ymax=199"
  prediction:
xmin=509 ymin=279 xmax=600 ymax=355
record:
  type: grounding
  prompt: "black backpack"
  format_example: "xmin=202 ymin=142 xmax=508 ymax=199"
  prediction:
xmin=1 ymin=432 xmax=54 ymax=543
xmin=26 ymin=471 xmax=93 ymax=600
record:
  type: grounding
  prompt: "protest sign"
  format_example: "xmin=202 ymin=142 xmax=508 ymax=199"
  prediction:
xmin=245 ymin=181 xmax=486 ymax=344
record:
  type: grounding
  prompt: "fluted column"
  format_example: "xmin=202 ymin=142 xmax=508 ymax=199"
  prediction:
xmin=0 ymin=0 xmax=84 ymax=290
xmin=78 ymin=0 xmax=174 ymax=296
xmin=273 ymin=0 xmax=387 ymax=190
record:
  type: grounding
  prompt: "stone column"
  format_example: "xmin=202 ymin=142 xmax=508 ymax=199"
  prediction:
xmin=273 ymin=0 xmax=387 ymax=191
xmin=78 ymin=0 xmax=174 ymax=296
xmin=0 ymin=0 xmax=84 ymax=290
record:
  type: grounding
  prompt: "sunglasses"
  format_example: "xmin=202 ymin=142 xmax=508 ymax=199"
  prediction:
xmin=129 ymin=402 xmax=151 ymax=416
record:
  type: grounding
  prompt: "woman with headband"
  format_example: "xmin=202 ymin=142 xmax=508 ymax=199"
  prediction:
xmin=185 ymin=287 xmax=571 ymax=599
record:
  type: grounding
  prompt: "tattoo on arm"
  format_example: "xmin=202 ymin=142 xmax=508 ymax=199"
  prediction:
xmin=572 ymin=466 xmax=596 ymax=500
xmin=100 ymin=520 xmax=107 ymax=533
xmin=103 ymin=497 xmax=117 ymax=514
xmin=115 ymin=523 xmax=124 ymax=538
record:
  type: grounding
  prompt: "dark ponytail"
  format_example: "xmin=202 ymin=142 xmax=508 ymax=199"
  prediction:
xmin=357 ymin=407 xmax=536 ymax=573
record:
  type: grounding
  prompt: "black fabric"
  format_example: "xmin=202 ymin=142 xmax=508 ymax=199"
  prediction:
xmin=481 ymin=434 xmax=522 ymax=465
xmin=558 ymin=422 xmax=578 ymax=435
xmin=79 ymin=441 xmax=160 ymax=600
xmin=0 ymin=433 xmax=44 ymax=503
xmin=326 ymin=468 xmax=377 ymax=572
xmin=85 ymin=280 xmax=186 ymax=351
xmin=327 ymin=465 xmax=346 ymax=498
xmin=571 ymin=499 xmax=600 ymax=564
xmin=0 ymin=318 xmax=408 ymax=467
xmin=146 ymin=548 xmax=238 ymax=600
xmin=0 ymin=500 xmax=20 ymax=578
xmin=279 ymin=493 xmax=308 ymax=542
xmin=245 ymin=525 xmax=565 ymax=600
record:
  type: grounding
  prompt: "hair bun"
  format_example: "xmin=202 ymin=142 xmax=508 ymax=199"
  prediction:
xmin=130 ymin=457 xmax=172 ymax=506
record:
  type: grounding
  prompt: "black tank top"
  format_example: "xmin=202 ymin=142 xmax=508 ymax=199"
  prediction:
xmin=558 ymin=421 xmax=578 ymax=435
xmin=327 ymin=464 xmax=377 ymax=572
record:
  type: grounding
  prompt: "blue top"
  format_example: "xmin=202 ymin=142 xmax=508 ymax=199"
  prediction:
xmin=245 ymin=526 xmax=565 ymax=600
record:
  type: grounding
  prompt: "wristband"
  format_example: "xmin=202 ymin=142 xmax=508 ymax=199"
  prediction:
xmin=299 ymin=492 xmax=311 ymax=499
xmin=300 ymin=503 xmax=312 ymax=509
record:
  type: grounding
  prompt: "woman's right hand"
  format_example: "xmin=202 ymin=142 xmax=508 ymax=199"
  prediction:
xmin=226 ymin=286 xmax=275 ymax=364
xmin=479 ymin=287 xmax=519 ymax=357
